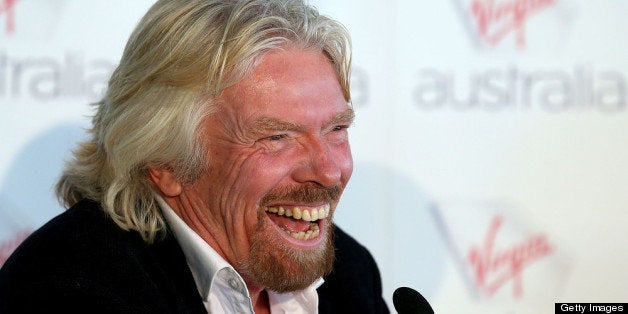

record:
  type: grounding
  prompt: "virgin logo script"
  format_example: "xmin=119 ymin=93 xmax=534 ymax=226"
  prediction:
xmin=467 ymin=215 xmax=553 ymax=298
xmin=0 ymin=0 xmax=18 ymax=34
xmin=470 ymin=0 xmax=556 ymax=48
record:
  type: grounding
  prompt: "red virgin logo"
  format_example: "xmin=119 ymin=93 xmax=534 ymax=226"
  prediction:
xmin=467 ymin=215 xmax=553 ymax=298
xmin=0 ymin=0 xmax=19 ymax=34
xmin=469 ymin=0 xmax=556 ymax=48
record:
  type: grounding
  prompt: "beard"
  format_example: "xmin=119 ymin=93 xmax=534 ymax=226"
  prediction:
xmin=245 ymin=219 xmax=335 ymax=293
xmin=239 ymin=183 xmax=341 ymax=293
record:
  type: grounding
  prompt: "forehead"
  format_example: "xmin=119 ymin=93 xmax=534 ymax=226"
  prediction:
xmin=219 ymin=47 xmax=349 ymax=123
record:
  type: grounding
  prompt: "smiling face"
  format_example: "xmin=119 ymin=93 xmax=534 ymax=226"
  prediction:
xmin=161 ymin=47 xmax=354 ymax=292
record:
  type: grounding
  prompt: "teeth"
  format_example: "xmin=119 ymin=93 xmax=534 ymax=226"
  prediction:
xmin=302 ymin=210 xmax=311 ymax=222
xmin=293 ymin=207 xmax=302 ymax=220
xmin=264 ymin=204 xmax=331 ymax=222
xmin=284 ymin=224 xmax=321 ymax=240
xmin=264 ymin=205 xmax=327 ymax=240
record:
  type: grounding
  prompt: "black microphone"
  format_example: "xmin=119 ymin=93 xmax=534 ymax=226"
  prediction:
xmin=392 ymin=287 xmax=434 ymax=314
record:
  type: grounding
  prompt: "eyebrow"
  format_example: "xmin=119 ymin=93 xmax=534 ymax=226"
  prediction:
xmin=249 ymin=117 xmax=304 ymax=136
xmin=329 ymin=107 xmax=355 ymax=127
xmin=248 ymin=107 xmax=355 ymax=135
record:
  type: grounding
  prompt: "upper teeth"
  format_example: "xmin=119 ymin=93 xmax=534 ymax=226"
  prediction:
xmin=264 ymin=204 xmax=331 ymax=222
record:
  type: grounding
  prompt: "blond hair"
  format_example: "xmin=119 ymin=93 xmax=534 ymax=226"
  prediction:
xmin=56 ymin=0 xmax=352 ymax=243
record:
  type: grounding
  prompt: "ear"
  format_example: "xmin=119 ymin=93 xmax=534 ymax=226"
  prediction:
xmin=148 ymin=166 xmax=182 ymax=197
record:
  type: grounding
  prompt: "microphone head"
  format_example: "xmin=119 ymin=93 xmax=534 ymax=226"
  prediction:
xmin=393 ymin=287 xmax=434 ymax=314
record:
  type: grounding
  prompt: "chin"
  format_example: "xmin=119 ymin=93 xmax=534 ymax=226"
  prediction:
xmin=243 ymin=219 xmax=335 ymax=293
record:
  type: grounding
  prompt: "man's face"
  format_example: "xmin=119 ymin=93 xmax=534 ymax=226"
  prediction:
xmin=176 ymin=47 xmax=353 ymax=292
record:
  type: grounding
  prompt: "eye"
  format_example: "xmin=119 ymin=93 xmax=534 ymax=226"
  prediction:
xmin=326 ymin=125 xmax=349 ymax=143
xmin=267 ymin=134 xmax=287 ymax=141
xmin=331 ymin=125 xmax=349 ymax=132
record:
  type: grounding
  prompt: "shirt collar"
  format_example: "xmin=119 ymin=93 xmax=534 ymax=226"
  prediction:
xmin=155 ymin=195 xmax=233 ymax=299
xmin=154 ymin=195 xmax=324 ymax=313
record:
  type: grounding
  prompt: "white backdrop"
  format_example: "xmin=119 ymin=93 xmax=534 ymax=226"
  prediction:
xmin=1 ymin=1 xmax=627 ymax=313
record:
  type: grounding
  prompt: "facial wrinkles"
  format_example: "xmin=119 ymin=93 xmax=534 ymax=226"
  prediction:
xmin=193 ymin=48 xmax=351 ymax=292
xmin=174 ymin=180 xmax=236 ymax=255
xmin=193 ymin=129 xmax=258 ymax=261
xmin=222 ymin=75 xmax=284 ymax=143
xmin=199 ymin=120 xmax=284 ymax=262
xmin=212 ymin=154 xmax=258 ymax=254
xmin=202 ymin=112 xmax=351 ymax=265
xmin=215 ymin=108 xmax=257 ymax=147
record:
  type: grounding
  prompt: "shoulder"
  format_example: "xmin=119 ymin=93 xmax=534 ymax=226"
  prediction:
xmin=0 ymin=199 xmax=195 ymax=313
xmin=2 ymin=199 xmax=144 ymax=270
xmin=0 ymin=199 xmax=144 ymax=289
xmin=318 ymin=225 xmax=390 ymax=314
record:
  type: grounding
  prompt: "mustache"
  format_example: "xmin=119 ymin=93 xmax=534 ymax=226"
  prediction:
xmin=260 ymin=183 xmax=343 ymax=205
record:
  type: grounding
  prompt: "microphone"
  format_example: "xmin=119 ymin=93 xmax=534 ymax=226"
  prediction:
xmin=392 ymin=287 xmax=434 ymax=314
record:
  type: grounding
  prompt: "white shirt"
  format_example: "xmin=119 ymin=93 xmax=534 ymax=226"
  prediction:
xmin=155 ymin=196 xmax=323 ymax=313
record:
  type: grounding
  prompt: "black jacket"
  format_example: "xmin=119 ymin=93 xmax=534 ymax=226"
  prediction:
xmin=0 ymin=199 xmax=388 ymax=313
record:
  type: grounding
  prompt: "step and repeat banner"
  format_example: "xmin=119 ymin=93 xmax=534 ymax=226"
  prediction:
xmin=1 ymin=1 xmax=626 ymax=313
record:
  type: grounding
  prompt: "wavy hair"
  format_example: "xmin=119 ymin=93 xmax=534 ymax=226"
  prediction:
xmin=56 ymin=0 xmax=352 ymax=243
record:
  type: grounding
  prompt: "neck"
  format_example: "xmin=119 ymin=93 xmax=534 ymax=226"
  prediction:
xmin=250 ymin=287 xmax=270 ymax=314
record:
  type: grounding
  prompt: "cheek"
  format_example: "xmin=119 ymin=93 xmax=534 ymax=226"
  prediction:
xmin=228 ymin=154 xmax=294 ymax=201
xmin=249 ymin=154 xmax=295 ymax=185
xmin=204 ymin=150 xmax=265 ymax=221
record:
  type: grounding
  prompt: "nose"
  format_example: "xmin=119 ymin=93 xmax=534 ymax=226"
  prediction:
xmin=292 ymin=137 xmax=344 ymax=188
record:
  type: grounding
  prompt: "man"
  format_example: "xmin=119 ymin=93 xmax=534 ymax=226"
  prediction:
xmin=0 ymin=0 xmax=388 ymax=313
